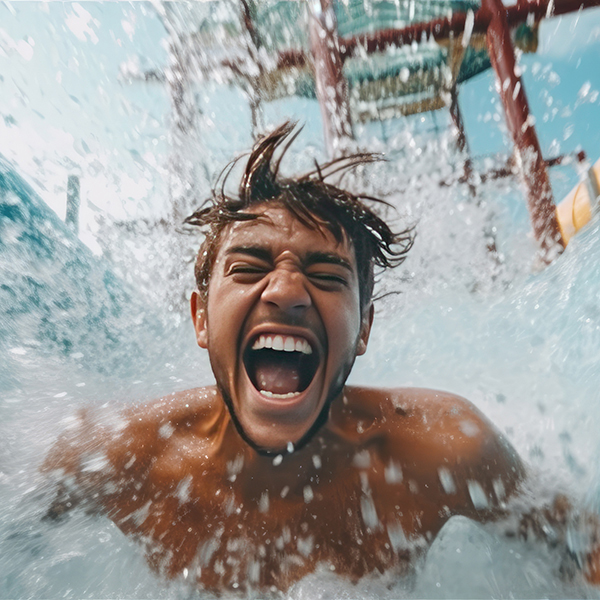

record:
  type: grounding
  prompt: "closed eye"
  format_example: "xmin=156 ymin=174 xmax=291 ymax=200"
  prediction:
xmin=229 ymin=265 xmax=267 ymax=274
xmin=304 ymin=252 xmax=353 ymax=289
xmin=227 ymin=263 xmax=270 ymax=281
xmin=307 ymin=272 xmax=349 ymax=287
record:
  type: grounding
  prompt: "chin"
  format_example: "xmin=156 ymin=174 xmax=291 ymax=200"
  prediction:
xmin=215 ymin=328 xmax=353 ymax=453
xmin=224 ymin=384 xmax=341 ymax=455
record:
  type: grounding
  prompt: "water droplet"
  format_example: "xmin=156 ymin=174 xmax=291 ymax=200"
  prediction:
xmin=468 ymin=480 xmax=489 ymax=509
xmin=438 ymin=467 xmax=456 ymax=494
xmin=258 ymin=491 xmax=269 ymax=513
xmin=303 ymin=485 xmax=313 ymax=503
xmin=384 ymin=460 xmax=403 ymax=484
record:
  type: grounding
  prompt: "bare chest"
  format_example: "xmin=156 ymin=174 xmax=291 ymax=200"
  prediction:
xmin=108 ymin=463 xmax=438 ymax=592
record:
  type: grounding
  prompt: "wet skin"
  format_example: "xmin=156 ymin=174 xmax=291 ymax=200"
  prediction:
xmin=44 ymin=386 xmax=522 ymax=592
xmin=43 ymin=206 xmax=525 ymax=593
xmin=190 ymin=206 xmax=372 ymax=452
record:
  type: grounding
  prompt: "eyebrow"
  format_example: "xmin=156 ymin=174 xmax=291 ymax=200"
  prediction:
xmin=304 ymin=251 xmax=353 ymax=271
xmin=225 ymin=246 xmax=272 ymax=262
xmin=225 ymin=246 xmax=353 ymax=271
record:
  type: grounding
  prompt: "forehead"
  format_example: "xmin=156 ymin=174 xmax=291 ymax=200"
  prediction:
xmin=216 ymin=205 xmax=356 ymax=263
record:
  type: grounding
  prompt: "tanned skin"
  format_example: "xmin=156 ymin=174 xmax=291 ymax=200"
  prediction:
xmin=43 ymin=205 xmax=531 ymax=594
xmin=44 ymin=386 xmax=522 ymax=593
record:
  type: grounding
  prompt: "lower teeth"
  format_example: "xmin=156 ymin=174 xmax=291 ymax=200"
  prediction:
xmin=260 ymin=390 xmax=301 ymax=399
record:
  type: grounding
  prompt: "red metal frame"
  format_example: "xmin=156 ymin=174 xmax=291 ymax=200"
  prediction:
xmin=300 ymin=0 xmax=597 ymax=257
xmin=483 ymin=0 xmax=564 ymax=258
xmin=281 ymin=0 xmax=600 ymax=68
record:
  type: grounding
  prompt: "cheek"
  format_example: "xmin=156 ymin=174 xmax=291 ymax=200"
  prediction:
xmin=204 ymin=289 xmax=231 ymax=353
xmin=325 ymin=301 xmax=362 ymax=352
xmin=205 ymin=283 xmax=253 ymax=348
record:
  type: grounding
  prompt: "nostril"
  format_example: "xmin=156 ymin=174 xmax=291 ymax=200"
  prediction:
xmin=263 ymin=295 xmax=311 ymax=311
xmin=261 ymin=274 xmax=311 ymax=309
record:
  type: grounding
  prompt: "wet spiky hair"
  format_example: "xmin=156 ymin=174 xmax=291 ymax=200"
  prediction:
xmin=184 ymin=122 xmax=413 ymax=311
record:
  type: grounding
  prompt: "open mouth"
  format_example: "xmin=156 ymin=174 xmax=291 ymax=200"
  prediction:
xmin=243 ymin=334 xmax=319 ymax=399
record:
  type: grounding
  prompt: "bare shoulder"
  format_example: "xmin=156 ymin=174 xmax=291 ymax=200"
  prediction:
xmin=41 ymin=386 xmax=223 ymax=522
xmin=42 ymin=386 xmax=220 ymax=484
xmin=338 ymin=385 xmax=500 ymax=432
xmin=341 ymin=386 xmax=514 ymax=445
xmin=335 ymin=386 xmax=525 ymax=515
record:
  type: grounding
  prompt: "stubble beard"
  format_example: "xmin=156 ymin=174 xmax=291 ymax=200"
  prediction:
xmin=216 ymin=373 xmax=349 ymax=457
xmin=210 ymin=328 xmax=362 ymax=456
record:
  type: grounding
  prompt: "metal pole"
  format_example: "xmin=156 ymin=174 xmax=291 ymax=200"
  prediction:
xmin=449 ymin=84 xmax=476 ymax=197
xmin=482 ymin=0 xmax=564 ymax=260
xmin=307 ymin=0 xmax=353 ymax=157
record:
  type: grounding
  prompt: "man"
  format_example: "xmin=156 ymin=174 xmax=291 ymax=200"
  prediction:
xmin=43 ymin=123 xmax=599 ymax=593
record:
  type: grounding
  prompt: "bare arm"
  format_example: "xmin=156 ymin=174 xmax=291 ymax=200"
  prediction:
xmin=41 ymin=408 xmax=111 ymax=519
xmin=388 ymin=388 xmax=526 ymax=520
xmin=40 ymin=403 xmax=158 ymax=517
xmin=495 ymin=487 xmax=600 ymax=584
xmin=408 ymin=390 xmax=600 ymax=585
xmin=40 ymin=389 xmax=213 ymax=521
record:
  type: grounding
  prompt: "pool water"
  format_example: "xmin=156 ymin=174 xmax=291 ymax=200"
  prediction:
xmin=2 ymin=3 xmax=600 ymax=598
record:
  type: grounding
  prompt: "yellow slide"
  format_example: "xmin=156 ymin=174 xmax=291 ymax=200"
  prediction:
xmin=556 ymin=157 xmax=600 ymax=245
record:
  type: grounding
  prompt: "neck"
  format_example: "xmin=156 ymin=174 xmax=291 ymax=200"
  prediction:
xmin=205 ymin=392 xmax=354 ymax=498
xmin=216 ymin=381 xmax=348 ymax=458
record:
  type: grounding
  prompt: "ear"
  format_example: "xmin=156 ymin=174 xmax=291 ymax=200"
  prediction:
xmin=356 ymin=304 xmax=374 ymax=356
xmin=190 ymin=290 xmax=208 ymax=349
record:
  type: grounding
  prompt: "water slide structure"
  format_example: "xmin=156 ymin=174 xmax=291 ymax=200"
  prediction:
xmin=130 ymin=0 xmax=600 ymax=262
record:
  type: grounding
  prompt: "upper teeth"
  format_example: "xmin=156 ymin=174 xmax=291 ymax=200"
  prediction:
xmin=252 ymin=335 xmax=312 ymax=354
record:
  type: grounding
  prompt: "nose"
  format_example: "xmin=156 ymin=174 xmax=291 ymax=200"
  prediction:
xmin=260 ymin=266 xmax=311 ymax=313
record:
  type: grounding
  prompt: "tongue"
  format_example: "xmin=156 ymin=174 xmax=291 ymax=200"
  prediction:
xmin=254 ymin=354 xmax=301 ymax=394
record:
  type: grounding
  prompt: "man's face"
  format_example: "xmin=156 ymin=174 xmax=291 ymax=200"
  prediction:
xmin=191 ymin=205 xmax=373 ymax=453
